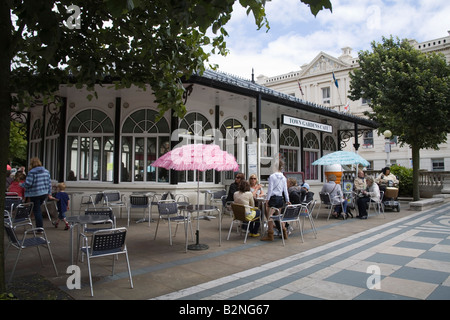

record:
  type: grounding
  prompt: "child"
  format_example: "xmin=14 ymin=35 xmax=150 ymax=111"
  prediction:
xmin=8 ymin=172 xmax=26 ymax=199
xmin=54 ymin=182 xmax=70 ymax=230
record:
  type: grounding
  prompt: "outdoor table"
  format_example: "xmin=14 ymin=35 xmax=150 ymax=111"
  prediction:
xmin=66 ymin=215 xmax=112 ymax=265
xmin=186 ymin=204 xmax=221 ymax=250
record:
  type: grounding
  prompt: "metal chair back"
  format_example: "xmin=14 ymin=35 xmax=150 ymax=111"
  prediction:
xmin=10 ymin=202 xmax=34 ymax=227
xmin=90 ymin=228 xmax=127 ymax=256
xmin=104 ymin=191 xmax=121 ymax=203
xmin=157 ymin=201 xmax=178 ymax=216
xmin=129 ymin=194 xmax=149 ymax=207
xmin=5 ymin=196 xmax=23 ymax=213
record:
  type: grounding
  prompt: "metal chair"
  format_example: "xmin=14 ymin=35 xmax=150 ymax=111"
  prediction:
xmin=41 ymin=200 xmax=58 ymax=225
xmin=4 ymin=222 xmax=58 ymax=283
xmin=227 ymin=203 xmax=261 ymax=244
xmin=127 ymin=194 xmax=151 ymax=227
xmin=103 ymin=190 xmax=128 ymax=219
xmin=80 ymin=227 xmax=133 ymax=296
xmin=299 ymin=200 xmax=317 ymax=239
xmin=154 ymin=201 xmax=193 ymax=248
xmin=210 ymin=190 xmax=227 ymax=217
xmin=318 ymin=192 xmax=345 ymax=220
xmin=368 ymin=190 xmax=385 ymax=218
xmin=6 ymin=202 xmax=34 ymax=229
xmin=270 ymin=204 xmax=303 ymax=246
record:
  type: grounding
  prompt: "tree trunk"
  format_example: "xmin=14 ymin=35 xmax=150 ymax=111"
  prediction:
xmin=0 ymin=1 xmax=12 ymax=292
xmin=411 ymin=144 xmax=421 ymax=201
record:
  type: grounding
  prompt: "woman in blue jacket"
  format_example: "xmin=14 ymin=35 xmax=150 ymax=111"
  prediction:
xmin=21 ymin=157 xmax=52 ymax=228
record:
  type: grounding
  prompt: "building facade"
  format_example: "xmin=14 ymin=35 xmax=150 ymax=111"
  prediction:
xmin=18 ymin=69 xmax=377 ymax=210
xmin=258 ymin=32 xmax=450 ymax=173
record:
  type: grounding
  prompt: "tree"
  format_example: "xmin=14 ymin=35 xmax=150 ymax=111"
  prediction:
xmin=348 ymin=36 xmax=450 ymax=201
xmin=0 ymin=0 xmax=332 ymax=293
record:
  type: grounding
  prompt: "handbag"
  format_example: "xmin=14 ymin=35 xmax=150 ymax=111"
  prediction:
xmin=245 ymin=208 xmax=257 ymax=221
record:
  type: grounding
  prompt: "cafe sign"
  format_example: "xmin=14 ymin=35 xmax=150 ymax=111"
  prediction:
xmin=282 ymin=114 xmax=333 ymax=133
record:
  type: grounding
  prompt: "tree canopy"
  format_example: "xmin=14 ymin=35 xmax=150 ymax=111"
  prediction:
xmin=348 ymin=36 xmax=450 ymax=200
xmin=9 ymin=0 xmax=332 ymax=118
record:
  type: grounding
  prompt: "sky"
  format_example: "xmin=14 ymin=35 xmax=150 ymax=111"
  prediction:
xmin=206 ymin=0 xmax=450 ymax=79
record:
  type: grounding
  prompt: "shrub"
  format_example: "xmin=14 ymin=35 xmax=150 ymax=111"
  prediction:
xmin=390 ymin=165 xmax=413 ymax=197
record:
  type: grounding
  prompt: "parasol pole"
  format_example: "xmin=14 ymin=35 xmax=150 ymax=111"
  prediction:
xmin=188 ymin=170 xmax=209 ymax=250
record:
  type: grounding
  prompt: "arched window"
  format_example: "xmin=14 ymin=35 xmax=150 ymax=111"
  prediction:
xmin=280 ymin=128 xmax=299 ymax=172
xmin=121 ymin=109 xmax=170 ymax=182
xmin=323 ymin=135 xmax=337 ymax=153
xmin=220 ymin=118 xmax=246 ymax=180
xmin=303 ymin=132 xmax=320 ymax=181
xmin=45 ymin=112 xmax=60 ymax=180
xmin=67 ymin=109 xmax=114 ymax=181
xmin=178 ymin=112 xmax=213 ymax=183
xmin=30 ymin=119 xmax=42 ymax=159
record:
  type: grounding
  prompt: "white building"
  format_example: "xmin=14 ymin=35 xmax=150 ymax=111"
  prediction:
xmin=17 ymin=69 xmax=377 ymax=212
xmin=258 ymin=32 xmax=450 ymax=172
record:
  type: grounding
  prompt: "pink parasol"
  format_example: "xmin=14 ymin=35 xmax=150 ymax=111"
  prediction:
xmin=152 ymin=143 xmax=239 ymax=172
xmin=152 ymin=143 xmax=239 ymax=250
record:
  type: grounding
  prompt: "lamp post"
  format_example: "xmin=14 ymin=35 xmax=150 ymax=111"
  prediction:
xmin=383 ymin=130 xmax=392 ymax=167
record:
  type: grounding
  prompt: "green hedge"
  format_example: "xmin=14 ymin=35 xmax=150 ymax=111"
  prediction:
xmin=390 ymin=165 xmax=413 ymax=197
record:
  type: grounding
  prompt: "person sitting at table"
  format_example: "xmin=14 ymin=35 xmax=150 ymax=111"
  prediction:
xmin=287 ymin=178 xmax=302 ymax=204
xmin=356 ymin=176 xmax=380 ymax=219
xmin=354 ymin=169 xmax=367 ymax=193
xmin=8 ymin=172 xmax=26 ymax=200
xmin=249 ymin=173 xmax=265 ymax=199
xmin=321 ymin=174 xmax=347 ymax=219
xmin=233 ymin=179 xmax=261 ymax=237
xmin=300 ymin=182 xmax=314 ymax=204
xmin=226 ymin=172 xmax=244 ymax=202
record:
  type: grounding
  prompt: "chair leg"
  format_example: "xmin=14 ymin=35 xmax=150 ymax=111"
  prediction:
xmin=153 ymin=217 xmax=161 ymax=240
xmin=86 ymin=254 xmax=94 ymax=297
xmin=298 ymin=219 xmax=304 ymax=243
xmin=46 ymin=244 xmax=59 ymax=276
xmin=125 ymin=251 xmax=134 ymax=289
xmin=8 ymin=249 xmax=22 ymax=284
xmin=280 ymin=222 xmax=286 ymax=246
xmin=243 ymin=222 xmax=251 ymax=244
xmin=227 ymin=220 xmax=235 ymax=240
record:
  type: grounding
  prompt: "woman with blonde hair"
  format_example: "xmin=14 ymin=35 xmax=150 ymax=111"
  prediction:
xmin=21 ymin=157 xmax=52 ymax=229
xmin=249 ymin=173 xmax=264 ymax=199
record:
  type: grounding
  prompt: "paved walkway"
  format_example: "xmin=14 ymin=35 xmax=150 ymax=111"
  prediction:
xmin=5 ymin=201 xmax=450 ymax=300
xmin=153 ymin=203 xmax=450 ymax=300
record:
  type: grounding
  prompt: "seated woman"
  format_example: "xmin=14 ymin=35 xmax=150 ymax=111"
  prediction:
xmin=376 ymin=167 xmax=399 ymax=200
xmin=356 ymin=176 xmax=380 ymax=219
xmin=354 ymin=169 xmax=367 ymax=193
xmin=249 ymin=173 xmax=265 ymax=199
xmin=321 ymin=174 xmax=347 ymax=219
xmin=233 ymin=180 xmax=261 ymax=237
xmin=287 ymin=177 xmax=303 ymax=204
